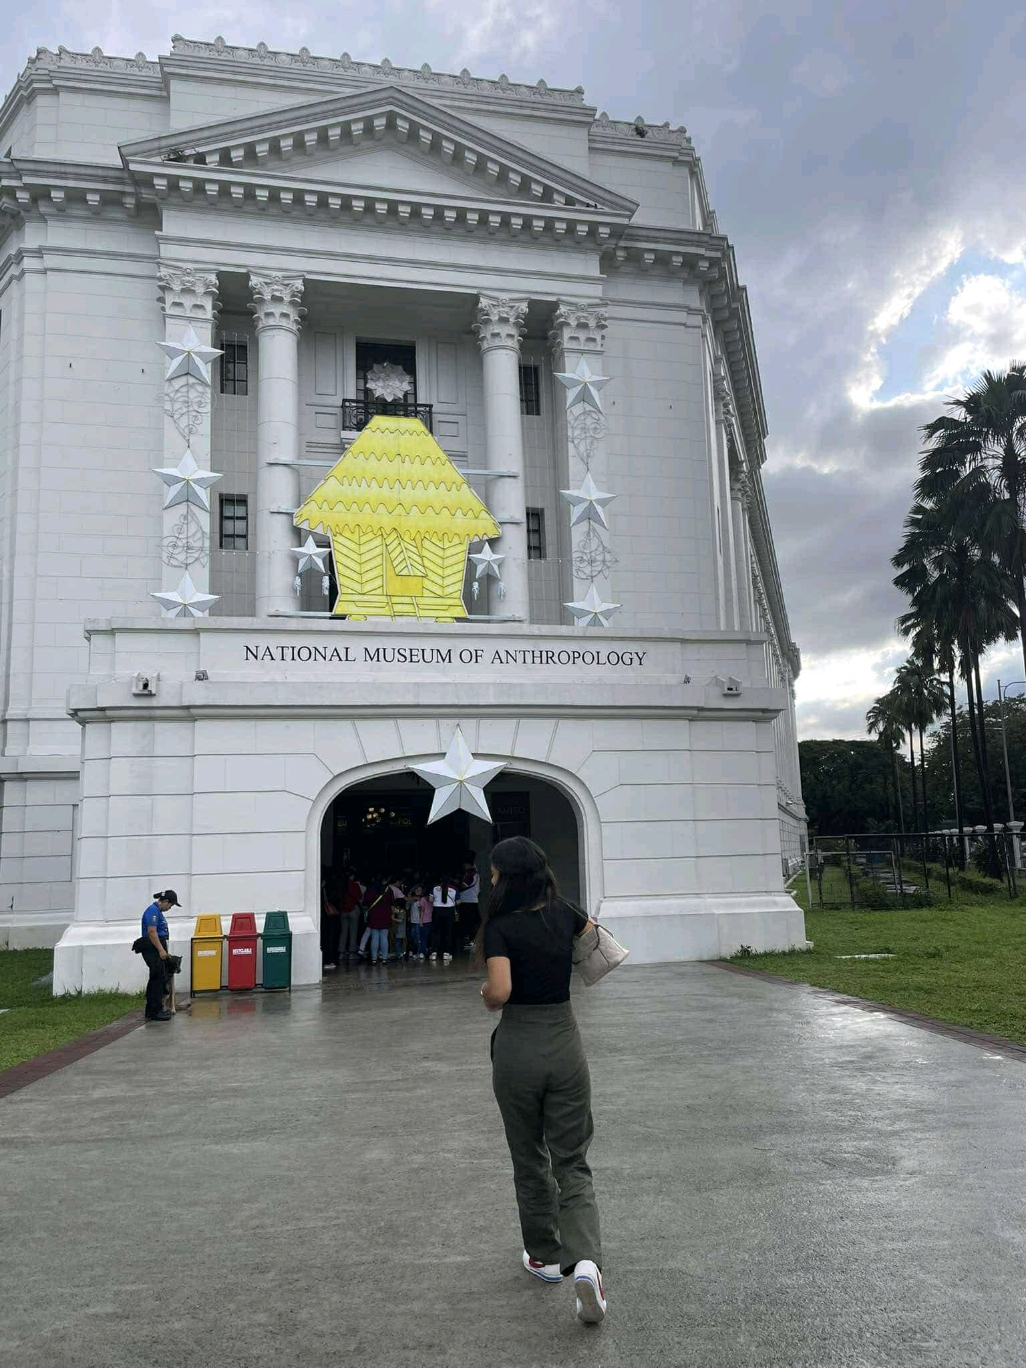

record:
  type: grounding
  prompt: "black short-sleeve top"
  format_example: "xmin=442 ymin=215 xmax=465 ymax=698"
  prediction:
xmin=482 ymin=900 xmax=582 ymax=1005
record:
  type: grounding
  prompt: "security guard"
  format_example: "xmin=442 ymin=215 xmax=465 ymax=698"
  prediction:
xmin=140 ymin=890 xmax=180 ymax=1022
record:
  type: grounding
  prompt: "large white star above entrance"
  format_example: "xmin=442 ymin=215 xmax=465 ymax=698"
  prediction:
xmin=553 ymin=357 xmax=609 ymax=413
xmin=410 ymin=727 xmax=507 ymax=824
xmin=154 ymin=449 xmax=222 ymax=511
xmin=565 ymin=584 xmax=621 ymax=627
xmin=151 ymin=572 xmax=219 ymax=618
xmin=468 ymin=541 xmax=505 ymax=580
xmin=560 ymin=472 xmax=617 ymax=528
xmin=292 ymin=535 xmax=330 ymax=575
xmin=158 ymin=326 xmax=223 ymax=385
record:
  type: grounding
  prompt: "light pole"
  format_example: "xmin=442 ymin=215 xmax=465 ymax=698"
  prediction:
xmin=997 ymin=679 xmax=1026 ymax=824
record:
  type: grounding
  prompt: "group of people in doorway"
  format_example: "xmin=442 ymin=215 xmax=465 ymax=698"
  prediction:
xmin=320 ymin=858 xmax=481 ymax=969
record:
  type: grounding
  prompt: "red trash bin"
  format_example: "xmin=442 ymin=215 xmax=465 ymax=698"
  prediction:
xmin=227 ymin=913 xmax=258 ymax=990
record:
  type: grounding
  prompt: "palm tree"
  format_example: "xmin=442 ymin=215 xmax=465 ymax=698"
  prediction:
xmin=892 ymin=497 xmax=1018 ymax=836
xmin=892 ymin=659 xmax=947 ymax=834
xmin=918 ymin=364 xmax=1026 ymax=677
xmin=866 ymin=694 xmax=906 ymax=835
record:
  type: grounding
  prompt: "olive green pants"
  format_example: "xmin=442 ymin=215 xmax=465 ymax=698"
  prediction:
xmin=491 ymin=1002 xmax=602 ymax=1273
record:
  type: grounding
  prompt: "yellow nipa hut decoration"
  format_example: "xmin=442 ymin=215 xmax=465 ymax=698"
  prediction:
xmin=293 ymin=415 xmax=501 ymax=621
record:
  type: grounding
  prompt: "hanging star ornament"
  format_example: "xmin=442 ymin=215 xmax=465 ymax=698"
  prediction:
xmin=410 ymin=726 xmax=507 ymax=824
xmin=151 ymin=571 xmax=219 ymax=618
xmin=565 ymin=584 xmax=621 ymax=627
xmin=553 ymin=356 xmax=609 ymax=413
xmin=560 ymin=471 xmax=617 ymax=529
xmin=158 ymin=326 xmax=223 ymax=385
xmin=468 ymin=541 xmax=505 ymax=581
xmin=292 ymin=535 xmax=331 ymax=575
xmin=153 ymin=449 xmax=222 ymax=511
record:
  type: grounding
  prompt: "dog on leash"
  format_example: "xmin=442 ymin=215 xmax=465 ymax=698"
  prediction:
xmin=163 ymin=954 xmax=185 ymax=1014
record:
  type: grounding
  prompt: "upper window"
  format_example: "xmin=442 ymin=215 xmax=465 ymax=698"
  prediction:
xmin=519 ymin=364 xmax=541 ymax=416
xmin=526 ymin=507 xmax=547 ymax=560
xmin=219 ymin=340 xmax=249 ymax=396
xmin=219 ymin=494 xmax=249 ymax=551
xmin=356 ymin=340 xmax=418 ymax=405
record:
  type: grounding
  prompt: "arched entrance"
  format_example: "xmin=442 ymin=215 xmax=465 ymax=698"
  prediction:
xmin=317 ymin=768 xmax=582 ymax=970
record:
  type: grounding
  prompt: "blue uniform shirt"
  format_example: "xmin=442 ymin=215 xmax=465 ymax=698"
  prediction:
xmin=142 ymin=902 xmax=169 ymax=941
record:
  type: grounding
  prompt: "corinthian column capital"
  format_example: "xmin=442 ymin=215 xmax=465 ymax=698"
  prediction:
xmin=249 ymin=273 xmax=306 ymax=333
xmin=549 ymin=300 xmax=608 ymax=355
xmin=473 ymin=295 xmax=528 ymax=353
xmin=158 ymin=264 xmax=219 ymax=321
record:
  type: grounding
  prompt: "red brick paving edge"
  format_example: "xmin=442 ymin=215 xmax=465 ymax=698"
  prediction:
xmin=0 ymin=1007 xmax=146 ymax=1100
xmin=712 ymin=960 xmax=1026 ymax=1062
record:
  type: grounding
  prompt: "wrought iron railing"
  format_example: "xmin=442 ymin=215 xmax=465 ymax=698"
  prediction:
xmin=340 ymin=398 xmax=434 ymax=433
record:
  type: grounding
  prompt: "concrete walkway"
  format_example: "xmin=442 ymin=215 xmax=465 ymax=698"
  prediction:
xmin=3 ymin=962 xmax=1026 ymax=1368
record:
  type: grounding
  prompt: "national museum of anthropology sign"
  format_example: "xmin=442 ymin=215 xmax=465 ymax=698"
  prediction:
xmin=0 ymin=37 xmax=807 ymax=990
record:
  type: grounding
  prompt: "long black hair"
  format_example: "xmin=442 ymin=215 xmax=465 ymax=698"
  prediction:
xmin=473 ymin=836 xmax=559 ymax=962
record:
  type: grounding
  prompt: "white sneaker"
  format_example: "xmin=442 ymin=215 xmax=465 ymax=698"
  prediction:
xmin=418 ymin=954 xmax=425 ymax=961
xmin=430 ymin=953 xmax=437 ymax=961
xmin=443 ymin=952 xmax=452 ymax=963
xmin=574 ymin=1261 xmax=606 ymax=1324
xmin=522 ymin=1251 xmax=562 ymax=1284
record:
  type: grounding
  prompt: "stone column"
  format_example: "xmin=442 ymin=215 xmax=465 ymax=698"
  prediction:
xmin=157 ymin=265 xmax=220 ymax=600
xmin=250 ymin=274 xmax=305 ymax=617
xmin=549 ymin=302 xmax=615 ymax=615
xmin=473 ymin=295 xmax=529 ymax=619
xmin=730 ymin=471 xmax=754 ymax=633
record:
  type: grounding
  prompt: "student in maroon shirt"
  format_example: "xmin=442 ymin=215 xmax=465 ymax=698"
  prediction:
xmin=338 ymin=869 xmax=363 ymax=962
xmin=364 ymin=880 xmax=393 ymax=965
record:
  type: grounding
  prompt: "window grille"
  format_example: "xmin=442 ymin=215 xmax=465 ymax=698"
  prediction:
xmin=219 ymin=340 xmax=249 ymax=396
xmin=526 ymin=507 xmax=546 ymax=560
xmin=519 ymin=364 xmax=541 ymax=416
xmin=219 ymin=494 xmax=249 ymax=551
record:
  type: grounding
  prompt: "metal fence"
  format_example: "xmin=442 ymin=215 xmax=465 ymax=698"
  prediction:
xmin=807 ymin=830 xmax=1023 ymax=908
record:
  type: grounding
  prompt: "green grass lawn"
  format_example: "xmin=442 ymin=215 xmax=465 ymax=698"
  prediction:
xmin=0 ymin=949 xmax=142 ymax=1072
xmin=731 ymin=894 xmax=1026 ymax=1044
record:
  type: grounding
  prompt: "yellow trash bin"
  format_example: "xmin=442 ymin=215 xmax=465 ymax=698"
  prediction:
xmin=191 ymin=914 xmax=224 ymax=992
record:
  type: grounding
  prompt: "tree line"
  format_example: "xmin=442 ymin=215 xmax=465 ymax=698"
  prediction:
xmin=806 ymin=365 xmax=1026 ymax=843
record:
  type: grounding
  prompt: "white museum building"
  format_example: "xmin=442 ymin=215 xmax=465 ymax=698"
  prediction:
xmin=0 ymin=36 xmax=807 ymax=991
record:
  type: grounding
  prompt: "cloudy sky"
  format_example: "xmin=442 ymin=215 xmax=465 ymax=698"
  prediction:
xmin=4 ymin=1 xmax=1025 ymax=738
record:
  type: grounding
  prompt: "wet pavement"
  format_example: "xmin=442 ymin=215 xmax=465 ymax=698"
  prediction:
xmin=2 ymin=960 xmax=1026 ymax=1367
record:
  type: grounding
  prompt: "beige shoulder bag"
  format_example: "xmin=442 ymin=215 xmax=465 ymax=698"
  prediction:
xmin=569 ymin=904 xmax=629 ymax=986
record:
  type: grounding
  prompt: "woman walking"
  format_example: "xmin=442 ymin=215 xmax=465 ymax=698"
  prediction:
xmin=477 ymin=836 xmax=606 ymax=1325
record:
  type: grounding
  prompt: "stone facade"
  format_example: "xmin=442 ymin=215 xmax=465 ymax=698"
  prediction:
xmin=0 ymin=37 xmax=807 ymax=984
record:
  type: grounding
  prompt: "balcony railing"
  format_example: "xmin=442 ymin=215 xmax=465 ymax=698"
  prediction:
xmin=340 ymin=398 xmax=434 ymax=434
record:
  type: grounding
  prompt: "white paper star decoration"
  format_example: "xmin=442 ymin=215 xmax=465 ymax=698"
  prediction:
xmin=468 ymin=541 xmax=505 ymax=580
xmin=158 ymin=326 xmax=223 ymax=385
xmin=154 ymin=449 xmax=222 ymax=511
xmin=410 ymin=727 xmax=506 ymax=824
xmin=152 ymin=572 xmax=219 ymax=618
xmin=560 ymin=472 xmax=617 ymax=529
xmin=565 ymin=584 xmax=621 ymax=627
xmin=553 ymin=357 xmax=609 ymax=413
xmin=292 ymin=535 xmax=331 ymax=575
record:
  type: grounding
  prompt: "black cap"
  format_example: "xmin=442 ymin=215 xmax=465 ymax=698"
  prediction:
xmin=160 ymin=889 xmax=181 ymax=907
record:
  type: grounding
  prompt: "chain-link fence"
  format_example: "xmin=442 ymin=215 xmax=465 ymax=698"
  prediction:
xmin=807 ymin=830 xmax=1023 ymax=908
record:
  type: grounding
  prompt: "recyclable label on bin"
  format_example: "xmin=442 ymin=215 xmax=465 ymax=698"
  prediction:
xmin=266 ymin=946 xmax=287 ymax=954
xmin=231 ymin=947 xmax=253 ymax=956
xmin=197 ymin=948 xmax=218 ymax=958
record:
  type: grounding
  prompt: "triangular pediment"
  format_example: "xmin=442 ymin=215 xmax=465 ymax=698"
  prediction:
xmin=120 ymin=86 xmax=638 ymax=219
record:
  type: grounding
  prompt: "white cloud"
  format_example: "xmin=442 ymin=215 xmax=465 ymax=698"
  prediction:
xmin=796 ymin=642 xmax=905 ymax=739
xmin=420 ymin=0 xmax=614 ymax=67
xmin=847 ymin=227 xmax=964 ymax=410
xmin=923 ymin=273 xmax=1026 ymax=391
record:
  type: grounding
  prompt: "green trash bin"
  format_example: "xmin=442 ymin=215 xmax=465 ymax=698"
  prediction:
xmin=261 ymin=911 xmax=292 ymax=990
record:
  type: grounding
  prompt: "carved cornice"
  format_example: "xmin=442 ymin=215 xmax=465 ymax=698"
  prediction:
xmin=590 ymin=112 xmax=692 ymax=152
xmin=473 ymin=296 xmax=528 ymax=353
xmin=165 ymin=36 xmax=587 ymax=107
xmin=548 ymin=301 xmax=608 ymax=355
xmin=158 ymin=264 xmax=219 ymax=321
xmin=249 ymin=273 xmax=305 ymax=332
